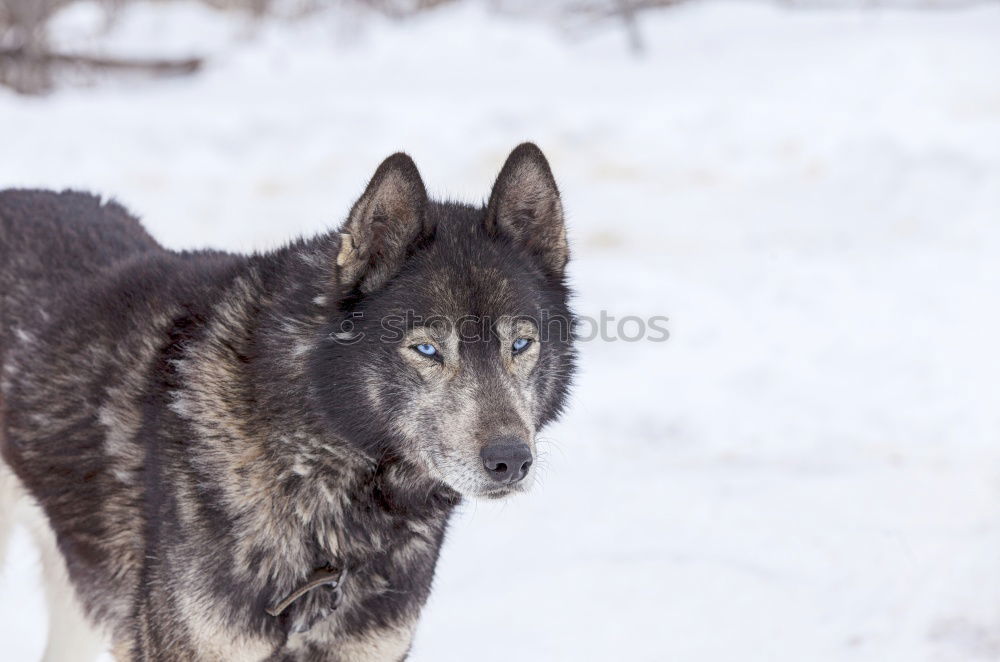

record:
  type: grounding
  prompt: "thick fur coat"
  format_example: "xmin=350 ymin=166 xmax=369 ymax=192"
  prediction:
xmin=0 ymin=144 xmax=575 ymax=661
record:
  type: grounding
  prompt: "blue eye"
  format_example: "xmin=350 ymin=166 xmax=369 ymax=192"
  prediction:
xmin=512 ymin=337 xmax=532 ymax=353
xmin=414 ymin=343 xmax=438 ymax=358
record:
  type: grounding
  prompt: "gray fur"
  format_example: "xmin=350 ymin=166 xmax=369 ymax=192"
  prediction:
xmin=0 ymin=144 xmax=576 ymax=661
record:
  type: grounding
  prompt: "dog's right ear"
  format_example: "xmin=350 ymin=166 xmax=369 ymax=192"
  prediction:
xmin=337 ymin=153 xmax=428 ymax=294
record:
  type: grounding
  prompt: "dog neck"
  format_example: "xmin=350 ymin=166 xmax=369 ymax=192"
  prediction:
xmin=165 ymin=257 xmax=459 ymax=635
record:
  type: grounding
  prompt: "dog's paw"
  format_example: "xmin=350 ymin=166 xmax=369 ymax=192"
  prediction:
xmin=287 ymin=584 xmax=343 ymax=634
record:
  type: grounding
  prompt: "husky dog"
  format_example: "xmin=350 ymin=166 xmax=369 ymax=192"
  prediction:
xmin=0 ymin=143 xmax=575 ymax=661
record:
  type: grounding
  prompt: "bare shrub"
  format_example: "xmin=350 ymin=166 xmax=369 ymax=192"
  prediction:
xmin=0 ymin=0 xmax=203 ymax=95
xmin=0 ymin=0 xmax=75 ymax=93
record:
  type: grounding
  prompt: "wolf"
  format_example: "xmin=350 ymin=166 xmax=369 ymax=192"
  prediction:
xmin=0 ymin=143 xmax=576 ymax=661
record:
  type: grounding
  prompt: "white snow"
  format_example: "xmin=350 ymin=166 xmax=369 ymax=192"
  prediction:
xmin=2 ymin=1 xmax=1000 ymax=660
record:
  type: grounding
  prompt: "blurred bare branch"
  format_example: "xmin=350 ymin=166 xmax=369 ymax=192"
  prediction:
xmin=2 ymin=0 xmax=995 ymax=93
xmin=566 ymin=0 xmax=688 ymax=17
xmin=0 ymin=0 xmax=69 ymax=93
xmin=0 ymin=0 xmax=204 ymax=94
xmin=616 ymin=0 xmax=648 ymax=56
xmin=560 ymin=0 xmax=688 ymax=56
xmin=198 ymin=0 xmax=273 ymax=16
xmin=338 ymin=0 xmax=461 ymax=18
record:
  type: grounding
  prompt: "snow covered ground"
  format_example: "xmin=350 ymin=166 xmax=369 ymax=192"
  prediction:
xmin=2 ymin=1 xmax=1000 ymax=659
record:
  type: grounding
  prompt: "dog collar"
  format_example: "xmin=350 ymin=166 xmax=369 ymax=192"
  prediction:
xmin=266 ymin=565 xmax=348 ymax=618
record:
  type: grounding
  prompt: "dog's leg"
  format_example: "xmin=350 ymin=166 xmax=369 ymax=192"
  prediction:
xmin=6 ymin=467 xmax=105 ymax=662
xmin=36 ymin=546 xmax=105 ymax=662
xmin=0 ymin=457 xmax=16 ymax=576
xmin=3 ymin=391 xmax=105 ymax=661
xmin=21 ymin=502 xmax=106 ymax=662
xmin=2 ymin=393 xmax=105 ymax=661
xmin=0 ymin=394 xmax=11 ymax=573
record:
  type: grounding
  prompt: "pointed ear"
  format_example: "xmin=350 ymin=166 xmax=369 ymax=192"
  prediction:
xmin=485 ymin=143 xmax=568 ymax=278
xmin=337 ymin=153 xmax=428 ymax=294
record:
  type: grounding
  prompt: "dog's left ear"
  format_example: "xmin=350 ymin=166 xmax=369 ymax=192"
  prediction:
xmin=338 ymin=152 xmax=428 ymax=294
xmin=486 ymin=143 xmax=569 ymax=278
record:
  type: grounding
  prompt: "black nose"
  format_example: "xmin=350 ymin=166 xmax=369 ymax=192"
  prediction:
xmin=480 ymin=440 xmax=533 ymax=484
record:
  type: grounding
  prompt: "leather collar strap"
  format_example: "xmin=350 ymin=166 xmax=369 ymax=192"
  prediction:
xmin=266 ymin=565 xmax=348 ymax=617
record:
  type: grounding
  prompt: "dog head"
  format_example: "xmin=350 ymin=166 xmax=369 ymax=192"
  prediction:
xmin=311 ymin=144 xmax=575 ymax=499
